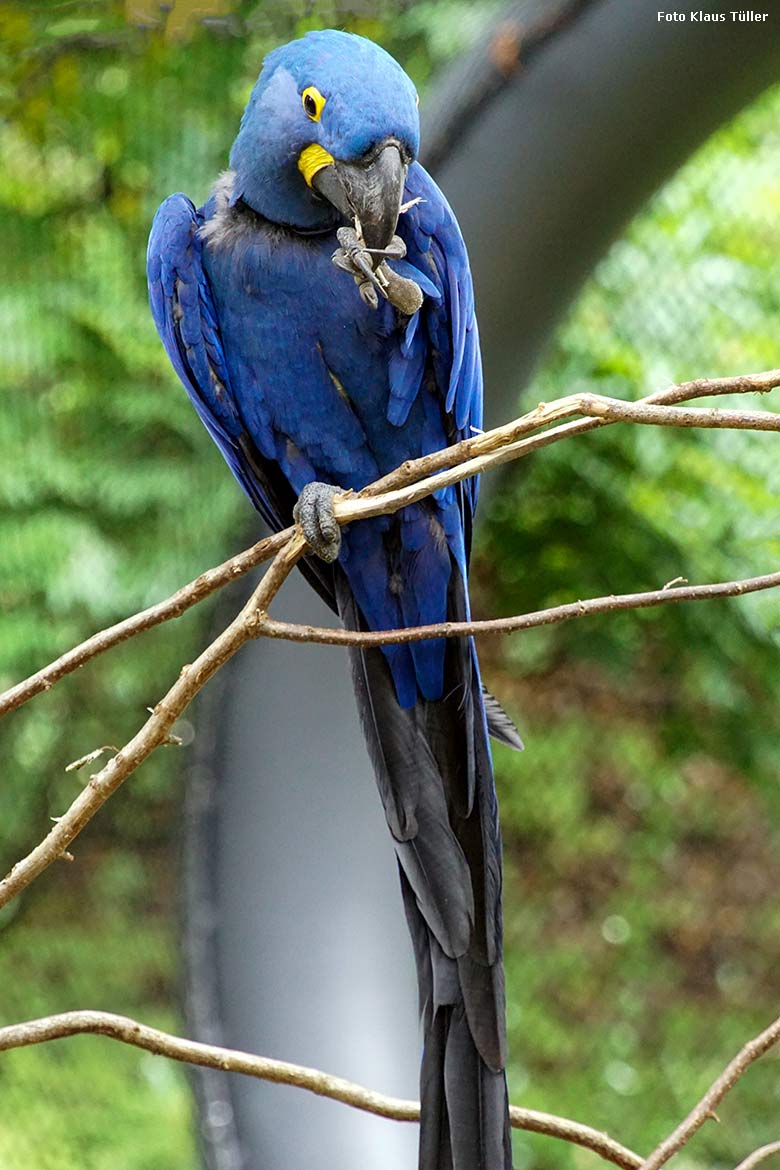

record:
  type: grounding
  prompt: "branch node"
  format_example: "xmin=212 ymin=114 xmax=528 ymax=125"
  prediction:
xmin=65 ymin=745 xmax=119 ymax=773
xmin=247 ymin=608 xmax=269 ymax=635
xmin=2 ymin=371 xmax=780 ymax=923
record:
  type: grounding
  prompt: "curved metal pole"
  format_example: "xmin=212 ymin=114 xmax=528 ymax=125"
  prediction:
xmin=183 ymin=3 xmax=780 ymax=1167
xmin=427 ymin=0 xmax=780 ymax=421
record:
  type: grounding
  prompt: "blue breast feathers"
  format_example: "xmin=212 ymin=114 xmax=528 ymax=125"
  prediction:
xmin=147 ymin=161 xmax=483 ymax=709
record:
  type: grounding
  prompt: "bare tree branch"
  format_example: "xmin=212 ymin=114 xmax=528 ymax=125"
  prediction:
xmin=646 ymin=369 xmax=780 ymax=405
xmin=358 ymin=367 xmax=780 ymax=499
xmin=2 ymin=1008 xmax=778 ymax=1170
xmin=2 ymin=370 xmax=780 ymax=910
xmin=1 ymin=373 xmax=779 ymax=1166
xmin=1 ymin=369 xmax=778 ymax=721
xmin=733 ymin=1142 xmax=780 ymax=1170
xmin=258 ymin=570 xmax=780 ymax=648
xmin=0 ymin=1009 xmax=641 ymax=1170
xmin=334 ymin=393 xmax=780 ymax=531
xmin=0 ymin=533 xmax=306 ymax=911
xmin=0 ymin=528 xmax=292 ymax=719
xmin=639 ymin=1014 xmax=780 ymax=1170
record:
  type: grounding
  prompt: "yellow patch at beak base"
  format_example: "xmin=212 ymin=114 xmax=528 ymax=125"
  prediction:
xmin=298 ymin=143 xmax=335 ymax=187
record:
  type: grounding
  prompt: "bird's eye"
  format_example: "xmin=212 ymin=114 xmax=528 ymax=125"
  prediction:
xmin=302 ymin=86 xmax=326 ymax=122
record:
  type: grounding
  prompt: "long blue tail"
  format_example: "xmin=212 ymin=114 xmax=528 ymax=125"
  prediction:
xmin=336 ymin=569 xmax=513 ymax=1170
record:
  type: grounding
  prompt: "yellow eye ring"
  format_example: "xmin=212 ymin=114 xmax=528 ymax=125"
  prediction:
xmin=302 ymin=86 xmax=326 ymax=122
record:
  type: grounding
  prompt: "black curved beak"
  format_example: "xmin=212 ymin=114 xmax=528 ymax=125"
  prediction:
xmin=313 ymin=140 xmax=407 ymax=251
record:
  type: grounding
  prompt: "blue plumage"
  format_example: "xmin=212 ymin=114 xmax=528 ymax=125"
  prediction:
xmin=148 ymin=30 xmax=513 ymax=1170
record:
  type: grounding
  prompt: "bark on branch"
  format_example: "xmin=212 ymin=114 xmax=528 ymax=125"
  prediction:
xmin=0 ymin=1008 xmax=777 ymax=1170
xmin=1 ymin=369 xmax=779 ymax=911
xmin=0 ymin=527 xmax=292 ymax=718
xmin=0 ymin=1008 xmax=639 ymax=1170
xmin=733 ymin=1142 xmax=780 ymax=1170
xmin=639 ymin=1013 xmax=780 ymax=1170
xmin=259 ymin=570 xmax=780 ymax=648
xmin=1 ymin=371 xmax=779 ymax=1170
xmin=1 ymin=368 xmax=778 ymax=719
xmin=0 ymin=533 xmax=306 ymax=909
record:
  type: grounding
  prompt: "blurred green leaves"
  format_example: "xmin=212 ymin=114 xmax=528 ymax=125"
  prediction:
xmin=478 ymin=82 xmax=780 ymax=1169
xmin=1 ymin=1 xmax=779 ymax=1166
xmin=0 ymin=3 xmax=499 ymax=1165
xmin=0 ymin=858 xmax=197 ymax=1170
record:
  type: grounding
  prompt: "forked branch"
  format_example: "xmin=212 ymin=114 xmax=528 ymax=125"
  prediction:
xmin=1 ymin=370 xmax=779 ymax=1170
xmin=1 ymin=370 xmax=779 ymax=913
xmin=2 ymin=369 xmax=778 ymax=719
xmin=0 ymin=533 xmax=306 ymax=909
xmin=639 ymin=1013 xmax=780 ymax=1170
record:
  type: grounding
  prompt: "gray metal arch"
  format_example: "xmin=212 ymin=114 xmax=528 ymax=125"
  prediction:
xmin=183 ymin=4 xmax=780 ymax=1168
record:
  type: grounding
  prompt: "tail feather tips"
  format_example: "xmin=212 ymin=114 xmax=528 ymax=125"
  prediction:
xmin=419 ymin=1001 xmax=512 ymax=1170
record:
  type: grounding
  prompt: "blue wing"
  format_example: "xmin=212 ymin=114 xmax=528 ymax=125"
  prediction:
xmin=328 ymin=161 xmax=486 ymax=704
xmin=147 ymin=194 xmax=287 ymax=532
xmin=147 ymin=193 xmax=339 ymax=607
xmin=393 ymin=162 xmax=484 ymax=520
xmin=355 ymin=167 xmax=508 ymax=1076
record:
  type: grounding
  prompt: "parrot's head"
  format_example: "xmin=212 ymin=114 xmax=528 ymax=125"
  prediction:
xmin=229 ymin=30 xmax=419 ymax=247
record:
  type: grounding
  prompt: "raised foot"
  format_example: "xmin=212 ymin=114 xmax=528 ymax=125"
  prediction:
xmin=293 ymin=482 xmax=343 ymax=563
xmin=331 ymin=226 xmax=422 ymax=316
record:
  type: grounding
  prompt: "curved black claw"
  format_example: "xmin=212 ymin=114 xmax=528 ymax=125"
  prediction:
xmin=293 ymin=481 xmax=343 ymax=563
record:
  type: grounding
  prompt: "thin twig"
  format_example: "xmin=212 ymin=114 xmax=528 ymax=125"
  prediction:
xmin=639 ymin=1014 xmax=780 ymax=1170
xmin=1 ymin=371 xmax=777 ymax=721
xmin=2 ymin=372 xmax=780 ymax=910
xmin=0 ymin=528 xmax=292 ymax=718
xmin=0 ymin=376 xmax=778 ymax=1167
xmin=333 ymin=398 xmax=780 ymax=530
xmin=0 ymin=1010 xmax=642 ymax=1170
xmin=733 ymin=1142 xmax=780 ymax=1170
xmin=647 ymin=369 xmax=780 ymax=405
xmin=0 ymin=533 xmax=306 ymax=911
xmin=259 ymin=571 xmax=780 ymax=648
xmin=359 ymin=368 xmax=780 ymax=499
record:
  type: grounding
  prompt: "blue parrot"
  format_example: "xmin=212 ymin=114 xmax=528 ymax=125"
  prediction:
xmin=147 ymin=29 xmax=521 ymax=1170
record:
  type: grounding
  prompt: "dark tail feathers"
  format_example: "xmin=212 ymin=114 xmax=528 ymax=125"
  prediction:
xmin=335 ymin=568 xmax=513 ymax=1170
xmin=401 ymin=869 xmax=513 ymax=1170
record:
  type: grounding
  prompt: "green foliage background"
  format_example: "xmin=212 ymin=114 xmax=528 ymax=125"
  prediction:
xmin=0 ymin=2 xmax=778 ymax=1168
xmin=481 ymin=84 xmax=780 ymax=1168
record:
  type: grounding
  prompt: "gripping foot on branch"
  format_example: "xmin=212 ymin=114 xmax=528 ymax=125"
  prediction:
xmin=293 ymin=482 xmax=343 ymax=563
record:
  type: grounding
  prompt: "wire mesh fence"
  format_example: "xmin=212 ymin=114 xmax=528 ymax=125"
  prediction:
xmin=0 ymin=2 xmax=779 ymax=1167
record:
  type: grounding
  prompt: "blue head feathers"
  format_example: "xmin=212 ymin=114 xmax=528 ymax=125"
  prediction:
xmin=229 ymin=30 xmax=420 ymax=232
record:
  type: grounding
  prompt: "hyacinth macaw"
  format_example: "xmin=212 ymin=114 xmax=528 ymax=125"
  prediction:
xmin=147 ymin=29 xmax=522 ymax=1170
